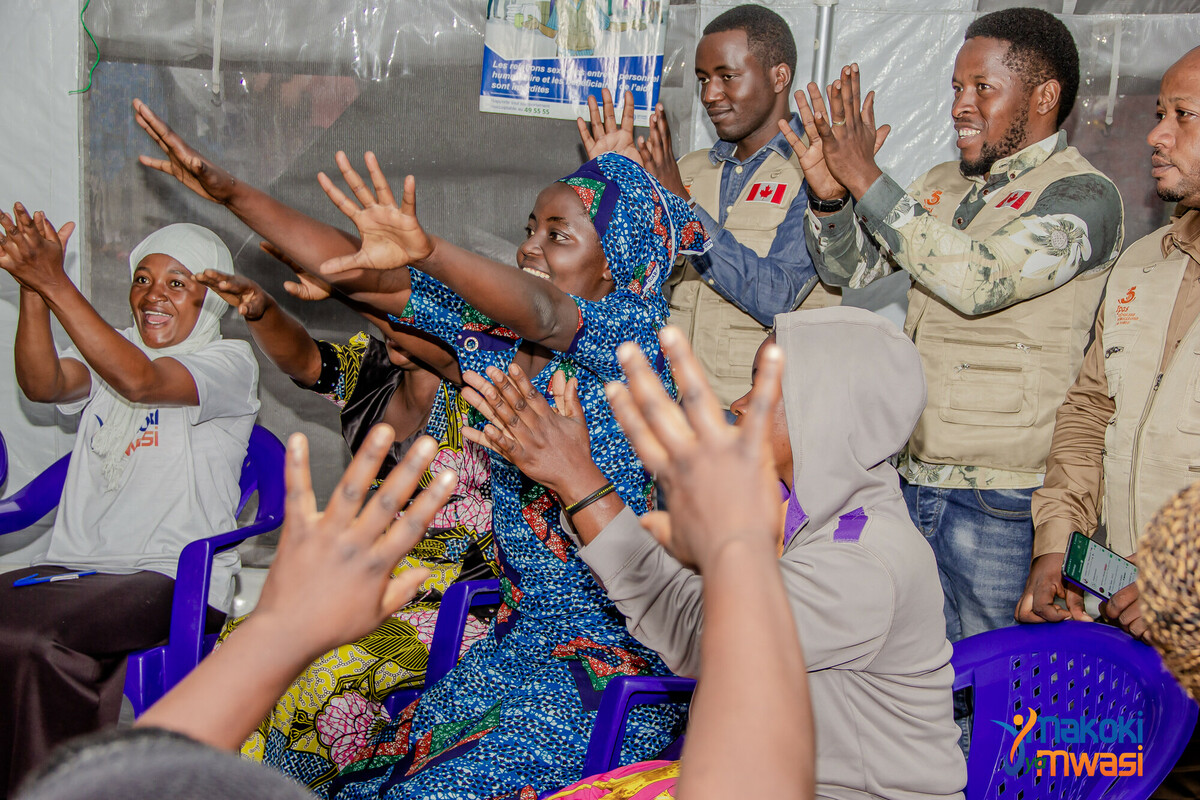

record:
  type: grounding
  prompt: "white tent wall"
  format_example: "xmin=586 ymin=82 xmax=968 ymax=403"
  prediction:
xmin=0 ymin=2 xmax=82 ymax=561
xmin=4 ymin=1 xmax=1200 ymax=563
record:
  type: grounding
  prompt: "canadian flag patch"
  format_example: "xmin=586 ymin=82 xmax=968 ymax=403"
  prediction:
xmin=995 ymin=190 xmax=1032 ymax=210
xmin=746 ymin=182 xmax=787 ymax=205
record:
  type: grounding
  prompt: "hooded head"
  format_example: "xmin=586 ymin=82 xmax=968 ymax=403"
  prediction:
xmin=556 ymin=153 xmax=710 ymax=322
xmin=764 ymin=307 xmax=926 ymax=536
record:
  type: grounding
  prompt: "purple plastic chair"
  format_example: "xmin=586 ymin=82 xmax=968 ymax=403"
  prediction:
xmin=0 ymin=424 xmax=286 ymax=716
xmin=381 ymin=577 xmax=502 ymax=717
xmin=953 ymin=620 xmax=1198 ymax=800
xmin=0 ymin=428 xmax=8 ymax=489
xmin=387 ymin=578 xmax=696 ymax=789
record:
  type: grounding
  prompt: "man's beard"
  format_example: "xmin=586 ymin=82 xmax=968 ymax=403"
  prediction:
xmin=1156 ymin=170 xmax=1200 ymax=205
xmin=960 ymin=108 xmax=1030 ymax=178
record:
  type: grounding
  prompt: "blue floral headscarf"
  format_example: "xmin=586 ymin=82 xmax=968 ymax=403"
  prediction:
xmin=558 ymin=153 xmax=711 ymax=322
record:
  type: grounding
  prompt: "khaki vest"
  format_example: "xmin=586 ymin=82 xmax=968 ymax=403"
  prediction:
xmin=1099 ymin=230 xmax=1200 ymax=556
xmin=666 ymin=148 xmax=840 ymax=407
xmin=905 ymin=148 xmax=1116 ymax=473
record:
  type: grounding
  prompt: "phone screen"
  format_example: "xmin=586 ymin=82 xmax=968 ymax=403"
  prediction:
xmin=1063 ymin=531 xmax=1137 ymax=601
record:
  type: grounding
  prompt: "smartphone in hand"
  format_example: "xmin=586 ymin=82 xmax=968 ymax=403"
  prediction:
xmin=1062 ymin=530 xmax=1137 ymax=602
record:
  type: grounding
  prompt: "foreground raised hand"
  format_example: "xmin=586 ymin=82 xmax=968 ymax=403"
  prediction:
xmin=606 ymin=326 xmax=784 ymax=572
xmin=136 ymin=426 xmax=456 ymax=748
xmin=577 ymin=88 xmax=644 ymax=164
xmin=317 ymin=151 xmax=433 ymax=275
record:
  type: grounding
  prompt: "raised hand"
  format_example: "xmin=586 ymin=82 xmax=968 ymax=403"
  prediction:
xmin=606 ymin=326 xmax=784 ymax=572
xmin=460 ymin=364 xmax=603 ymax=502
xmin=133 ymin=99 xmax=240 ymax=205
xmin=258 ymin=241 xmax=334 ymax=302
xmin=316 ymin=151 xmax=433 ymax=275
xmin=790 ymin=64 xmax=891 ymax=201
xmin=577 ymin=88 xmax=644 ymax=164
xmin=0 ymin=204 xmax=75 ymax=294
xmin=637 ymin=104 xmax=688 ymax=199
xmin=253 ymin=427 xmax=455 ymax=654
xmin=194 ymin=269 xmax=271 ymax=320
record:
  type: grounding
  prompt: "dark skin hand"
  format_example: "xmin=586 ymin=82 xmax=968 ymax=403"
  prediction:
xmin=637 ymin=103 xmax=689 ymax=199
xmin=460 ymin=364 xmax=624 ymax=541
xmin=1014 ymin=551 xmax=1089 ymax=624
xmin=1100 ymin=553 xmax=1147 ymax=640
xmin=577 ymin=88 xmax=644 ymax=165
xmin=780 ymin=64 xmax=891 ymax=204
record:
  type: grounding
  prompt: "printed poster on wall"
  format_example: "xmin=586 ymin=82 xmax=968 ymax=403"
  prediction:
xmin=480 ymin=0 xmax=668 ymax=124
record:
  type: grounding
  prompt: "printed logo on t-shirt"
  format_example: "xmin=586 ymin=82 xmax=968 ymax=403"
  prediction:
xmin=124 ymin=409 xmax=160 ymax=456
xmin=746 ymin=182 xmax=787 ymax=205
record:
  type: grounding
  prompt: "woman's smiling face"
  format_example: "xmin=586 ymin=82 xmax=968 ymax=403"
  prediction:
xmin=518 ymin=183 xmax=613 ymax=301
xmin=129 ymin=253 xmax=207 ymax=348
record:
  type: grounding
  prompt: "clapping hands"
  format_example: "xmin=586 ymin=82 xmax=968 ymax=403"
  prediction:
xmin=778 ymin=64 xmax=891 ymax=203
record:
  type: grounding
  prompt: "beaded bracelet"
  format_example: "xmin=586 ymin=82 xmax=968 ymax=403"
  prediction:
xmin=564 ymin=482 xmax=617 ymax=517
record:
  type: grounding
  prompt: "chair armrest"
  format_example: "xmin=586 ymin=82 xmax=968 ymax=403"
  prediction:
xmin=0 ymin=454 xmax=70 ymax=535
xmin=425 ymin=579 xmax=502 ymax=688
xmin=582 ymin=675 xmax=697 ymax=777
xmin=162 ymin=511 xmax=284 ymax=688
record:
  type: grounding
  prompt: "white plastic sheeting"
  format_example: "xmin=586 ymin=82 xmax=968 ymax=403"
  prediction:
xmin=0 ymin=2 xmax=82 ymax=560
xmin=6 ymin=0 xmax=1200 ymax=525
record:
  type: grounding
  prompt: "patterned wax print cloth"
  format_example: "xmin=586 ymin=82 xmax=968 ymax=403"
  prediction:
xmin=327 ymin=154 xmax=709 ymax=800
xmin=219 ymin=333 xmax=498 ymax=791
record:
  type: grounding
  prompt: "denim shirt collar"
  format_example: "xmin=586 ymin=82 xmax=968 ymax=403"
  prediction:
xmin=708 ymin=113 xmax=802 ymax=166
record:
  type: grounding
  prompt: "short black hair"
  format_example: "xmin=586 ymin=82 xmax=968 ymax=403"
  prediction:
xmin=965 ymin=7 xmax=1080 ymax=126
xmin=703 ymin=5 xmax=798 ymax=81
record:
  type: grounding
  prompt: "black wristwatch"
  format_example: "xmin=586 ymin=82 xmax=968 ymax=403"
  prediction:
xmin=808 ymin=192 xmax=851 ymax=213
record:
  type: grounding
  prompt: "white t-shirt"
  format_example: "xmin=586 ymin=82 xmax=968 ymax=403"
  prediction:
xmin=40 ymin=338 xmax=260 ymax=613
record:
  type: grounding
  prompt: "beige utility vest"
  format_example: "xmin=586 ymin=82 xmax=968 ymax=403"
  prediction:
xmin=1098 ymin=229 xmax=1200 ymax=556
xmin=667 ymin=148 xmax=840 ymax=407
xmin=905 ymin=148 xmax=1113 ymax=473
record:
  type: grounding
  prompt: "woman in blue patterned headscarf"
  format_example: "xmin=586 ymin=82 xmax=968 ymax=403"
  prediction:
xmin=314 ymin=152 xmax=709 ymax=800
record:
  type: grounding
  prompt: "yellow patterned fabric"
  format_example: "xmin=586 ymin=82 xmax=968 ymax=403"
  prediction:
xmin=219 ymin=333 xmax=496 ymax=791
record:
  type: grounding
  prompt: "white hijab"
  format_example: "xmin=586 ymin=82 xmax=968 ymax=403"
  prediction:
xmin=91 ymin=223 xmax=234 ymax=490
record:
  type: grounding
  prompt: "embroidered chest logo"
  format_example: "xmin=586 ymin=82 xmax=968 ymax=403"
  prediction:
xmin=996 ymin=190 xmax=1032 ymax=210
xmin=922 ymin=190 xmax=943 ymax=211
xmin=1115 ymin=285 xmax=1139 ymax=326
xmin=746 ymin=182 xmax=787 ymax=205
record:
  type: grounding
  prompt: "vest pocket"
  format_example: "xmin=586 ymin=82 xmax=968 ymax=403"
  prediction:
xmin=1176 ymin=341 xmax=1200 ymax=434
xmin=715 ymin=322 xmax=770 ymax=378
xmin=937 ymin=340 xmax=1040 ymax=427
xmin=1102 ymin=328 xmax=1137 ymax=404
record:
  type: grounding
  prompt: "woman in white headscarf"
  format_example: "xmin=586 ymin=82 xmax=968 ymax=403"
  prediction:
xmin=0 ymin=206 xmax=259 ymax=796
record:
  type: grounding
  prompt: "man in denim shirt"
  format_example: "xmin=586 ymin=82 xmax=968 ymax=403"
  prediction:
xmin=638 ymin=4 xmax=836 ymax=407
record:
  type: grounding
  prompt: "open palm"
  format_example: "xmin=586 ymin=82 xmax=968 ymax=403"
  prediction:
xmin=317 ymin=151 xmax=433 ymax=275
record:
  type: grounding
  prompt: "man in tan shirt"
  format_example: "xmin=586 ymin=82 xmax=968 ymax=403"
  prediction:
xmin=1016 ymin=45 xmax=1200 ymax=640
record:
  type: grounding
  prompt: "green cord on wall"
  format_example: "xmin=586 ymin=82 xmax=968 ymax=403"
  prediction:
xmin=70 ymin=0 xmax=99 ymax=95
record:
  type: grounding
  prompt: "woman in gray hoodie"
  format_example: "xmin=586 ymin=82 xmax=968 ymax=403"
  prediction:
xmin=462 ymin=307 xmax=967 ymax=800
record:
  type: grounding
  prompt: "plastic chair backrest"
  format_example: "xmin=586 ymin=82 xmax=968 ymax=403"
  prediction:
xmin=952 ymin=621 xmax=1198 ymax=800
xmin=0 ymin=428 xmax=8 ymax=489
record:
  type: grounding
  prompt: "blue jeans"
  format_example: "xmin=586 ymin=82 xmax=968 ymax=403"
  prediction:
xmin=901 ymin=480 xmax=1035 ymax=643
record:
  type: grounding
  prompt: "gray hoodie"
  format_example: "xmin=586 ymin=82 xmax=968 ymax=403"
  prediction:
xmin=574 ymin=307 xmax=966 ymax=800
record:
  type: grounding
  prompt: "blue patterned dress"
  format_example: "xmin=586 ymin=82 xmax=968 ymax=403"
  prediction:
xmin=329 ymin=155 xmax=710 ymax=800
